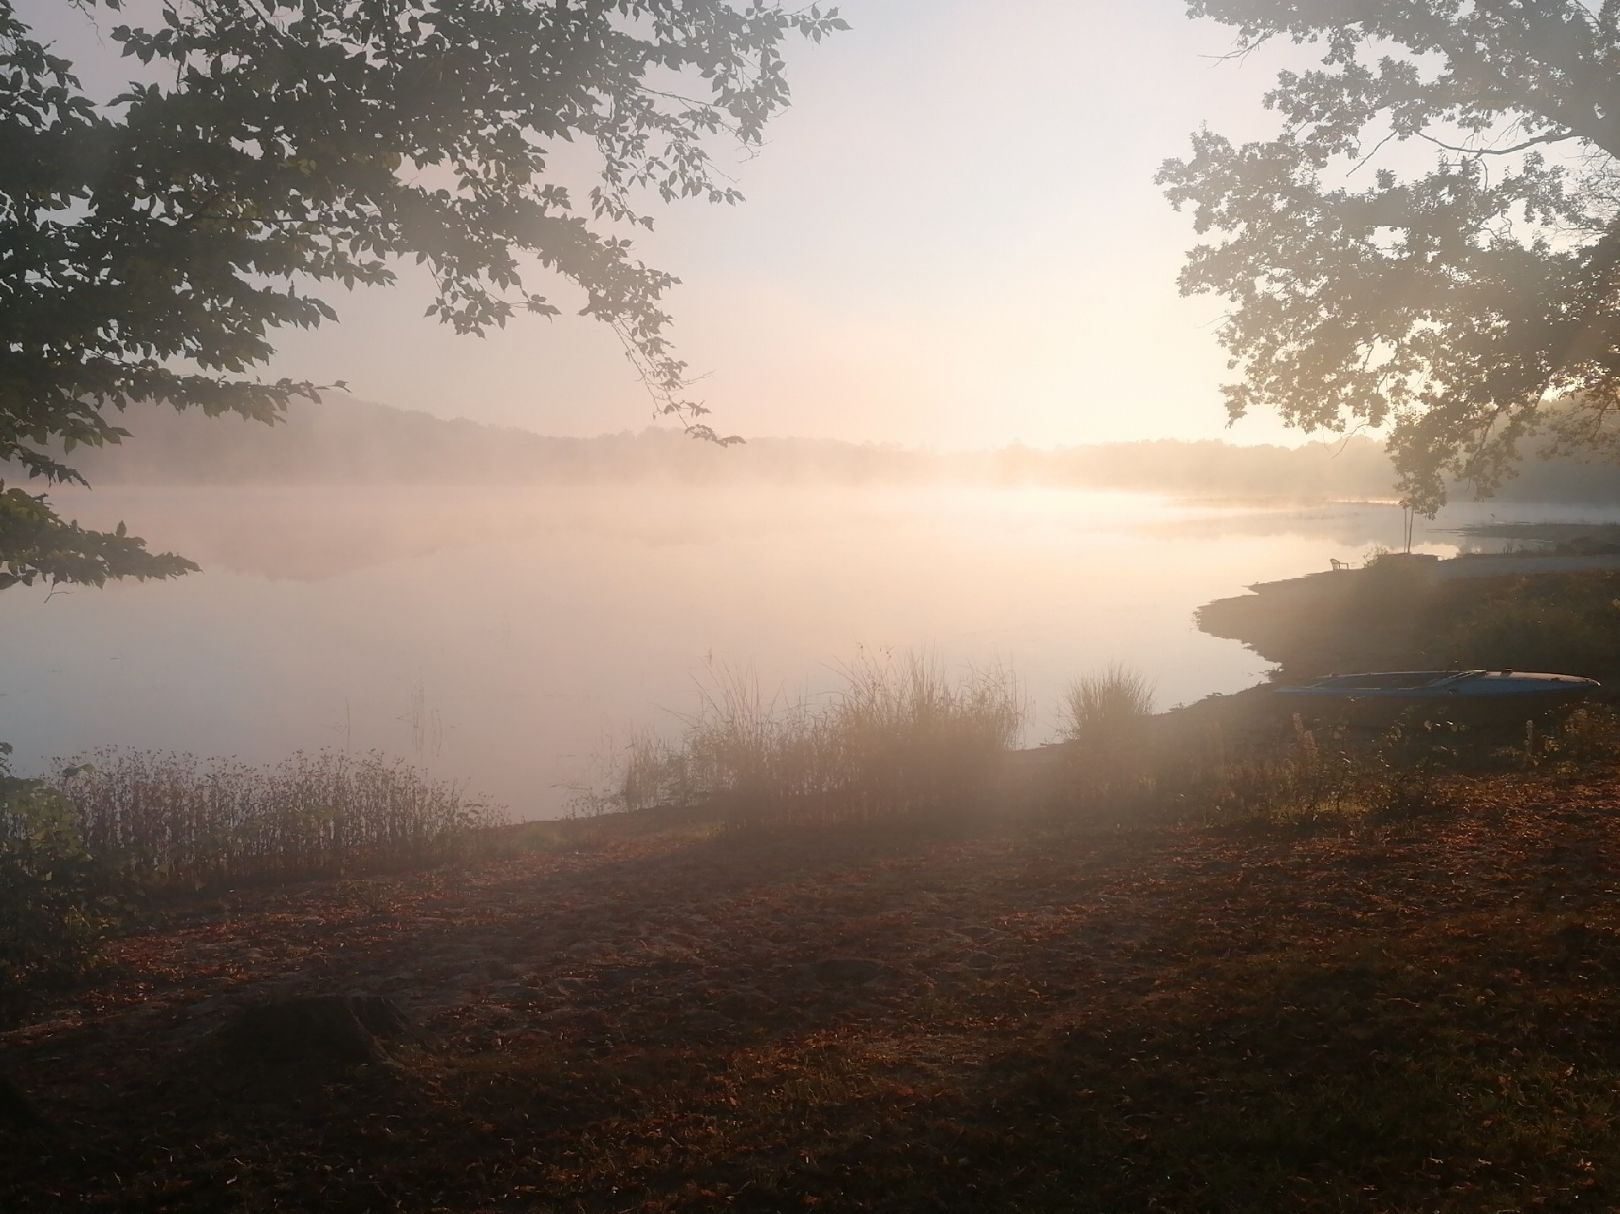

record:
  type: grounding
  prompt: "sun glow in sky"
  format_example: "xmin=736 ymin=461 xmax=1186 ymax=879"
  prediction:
xmin=24 ymin=1 xmax=1314 ymax=449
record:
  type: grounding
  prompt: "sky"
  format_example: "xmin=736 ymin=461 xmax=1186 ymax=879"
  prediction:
xmin=21 ymin=0 xmax=1314 ymax=449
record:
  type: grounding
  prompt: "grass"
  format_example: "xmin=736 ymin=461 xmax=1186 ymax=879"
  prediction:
xmin=0 ymin=746 xmax=503 ymax=1017
xmin=1186 ymin=722 xmax=1416 ymax=826
xmin=586 ymin=652 xmax=1025 ymax=826
xmin=50 ymin=746 xmax=501 ymax=893
xmin=580 ymin=651 xmax=1613 ymax=836
xmin=0 ymin=747 xmax=502 ymax=1014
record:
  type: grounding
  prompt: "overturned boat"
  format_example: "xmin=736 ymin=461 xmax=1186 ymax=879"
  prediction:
xmin=1274 ymin=670 xmax=1601 ymax=723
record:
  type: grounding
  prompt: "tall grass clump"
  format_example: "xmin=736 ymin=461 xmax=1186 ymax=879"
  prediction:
xmin=597 ymin=653 xmax=1025 ymax=825
xmin=1060 ymin=665 xmax=1155 ymax=745
xmin=1054 ymin=665 xmax=1157 ymax=810
xmin=54 ymin=747 xmax=501 ymax=892
xmin=826 ymin=653 xmax=1025 ymax=819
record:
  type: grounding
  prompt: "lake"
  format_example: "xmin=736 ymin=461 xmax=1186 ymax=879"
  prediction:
xmin=6 ymin=485 xmax=1617 ymax=817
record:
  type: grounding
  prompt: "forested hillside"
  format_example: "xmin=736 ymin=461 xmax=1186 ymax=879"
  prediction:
xmin=12 ymin=395 xmax=1620 ymax=503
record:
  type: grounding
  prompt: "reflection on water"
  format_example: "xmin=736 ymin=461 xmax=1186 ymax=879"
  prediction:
xmin=6 ymin=486 xmax=1619 ymax=818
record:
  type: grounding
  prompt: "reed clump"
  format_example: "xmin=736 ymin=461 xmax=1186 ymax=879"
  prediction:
xmin=1059 ymin=664 xmax=1156 ymax=745
xmin=1051 ymin=665 xmax=1158 ymax=810
xmin=52 ymin=747 xmax=501 ymax=892
xmin=599 ymin=653 xmax=1024 ymax=825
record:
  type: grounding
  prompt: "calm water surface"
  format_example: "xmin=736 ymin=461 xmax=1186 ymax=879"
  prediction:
xmin=6 ymin=485 xmax=1616 ymax=817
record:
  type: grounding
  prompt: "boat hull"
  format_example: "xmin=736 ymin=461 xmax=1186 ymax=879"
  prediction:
xmin=1273 ymin=671 xmax=1600 ymax=729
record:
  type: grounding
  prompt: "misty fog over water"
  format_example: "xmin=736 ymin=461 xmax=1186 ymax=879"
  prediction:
xmin=6 ymin=484 xmax=1616 ymax=819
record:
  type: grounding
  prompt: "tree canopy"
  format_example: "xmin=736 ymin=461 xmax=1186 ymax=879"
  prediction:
xmin=1159 ymin=0 xmax=1620 ymax=512
xmin=0 ymin=0 xmax=844 ymax=588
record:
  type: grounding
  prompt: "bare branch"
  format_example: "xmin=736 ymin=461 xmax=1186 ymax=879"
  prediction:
xmin=1416 ymin=129 xmax=1576 ymax=158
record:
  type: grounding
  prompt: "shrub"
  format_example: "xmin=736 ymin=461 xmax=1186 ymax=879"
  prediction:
xmin=1538 ymin=704 xmax=1620 ymax=771
xmin=1151 ymin=711 xmax=1480 ymax=829
xmin=0 ymin=747 xmax=123 ymax=994
xmin=1193 ymin=721 xmax=1386 ymax=825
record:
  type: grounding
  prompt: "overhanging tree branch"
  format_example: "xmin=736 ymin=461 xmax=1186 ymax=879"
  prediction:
xmin=0 ymin=0 xmax=847 ymax=589
xmin=1167 ymin=0 xmax=1620 ymax=513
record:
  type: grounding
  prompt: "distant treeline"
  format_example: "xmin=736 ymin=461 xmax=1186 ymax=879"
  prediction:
xmin=11 ymin=395 xmax=1620 ymax=503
